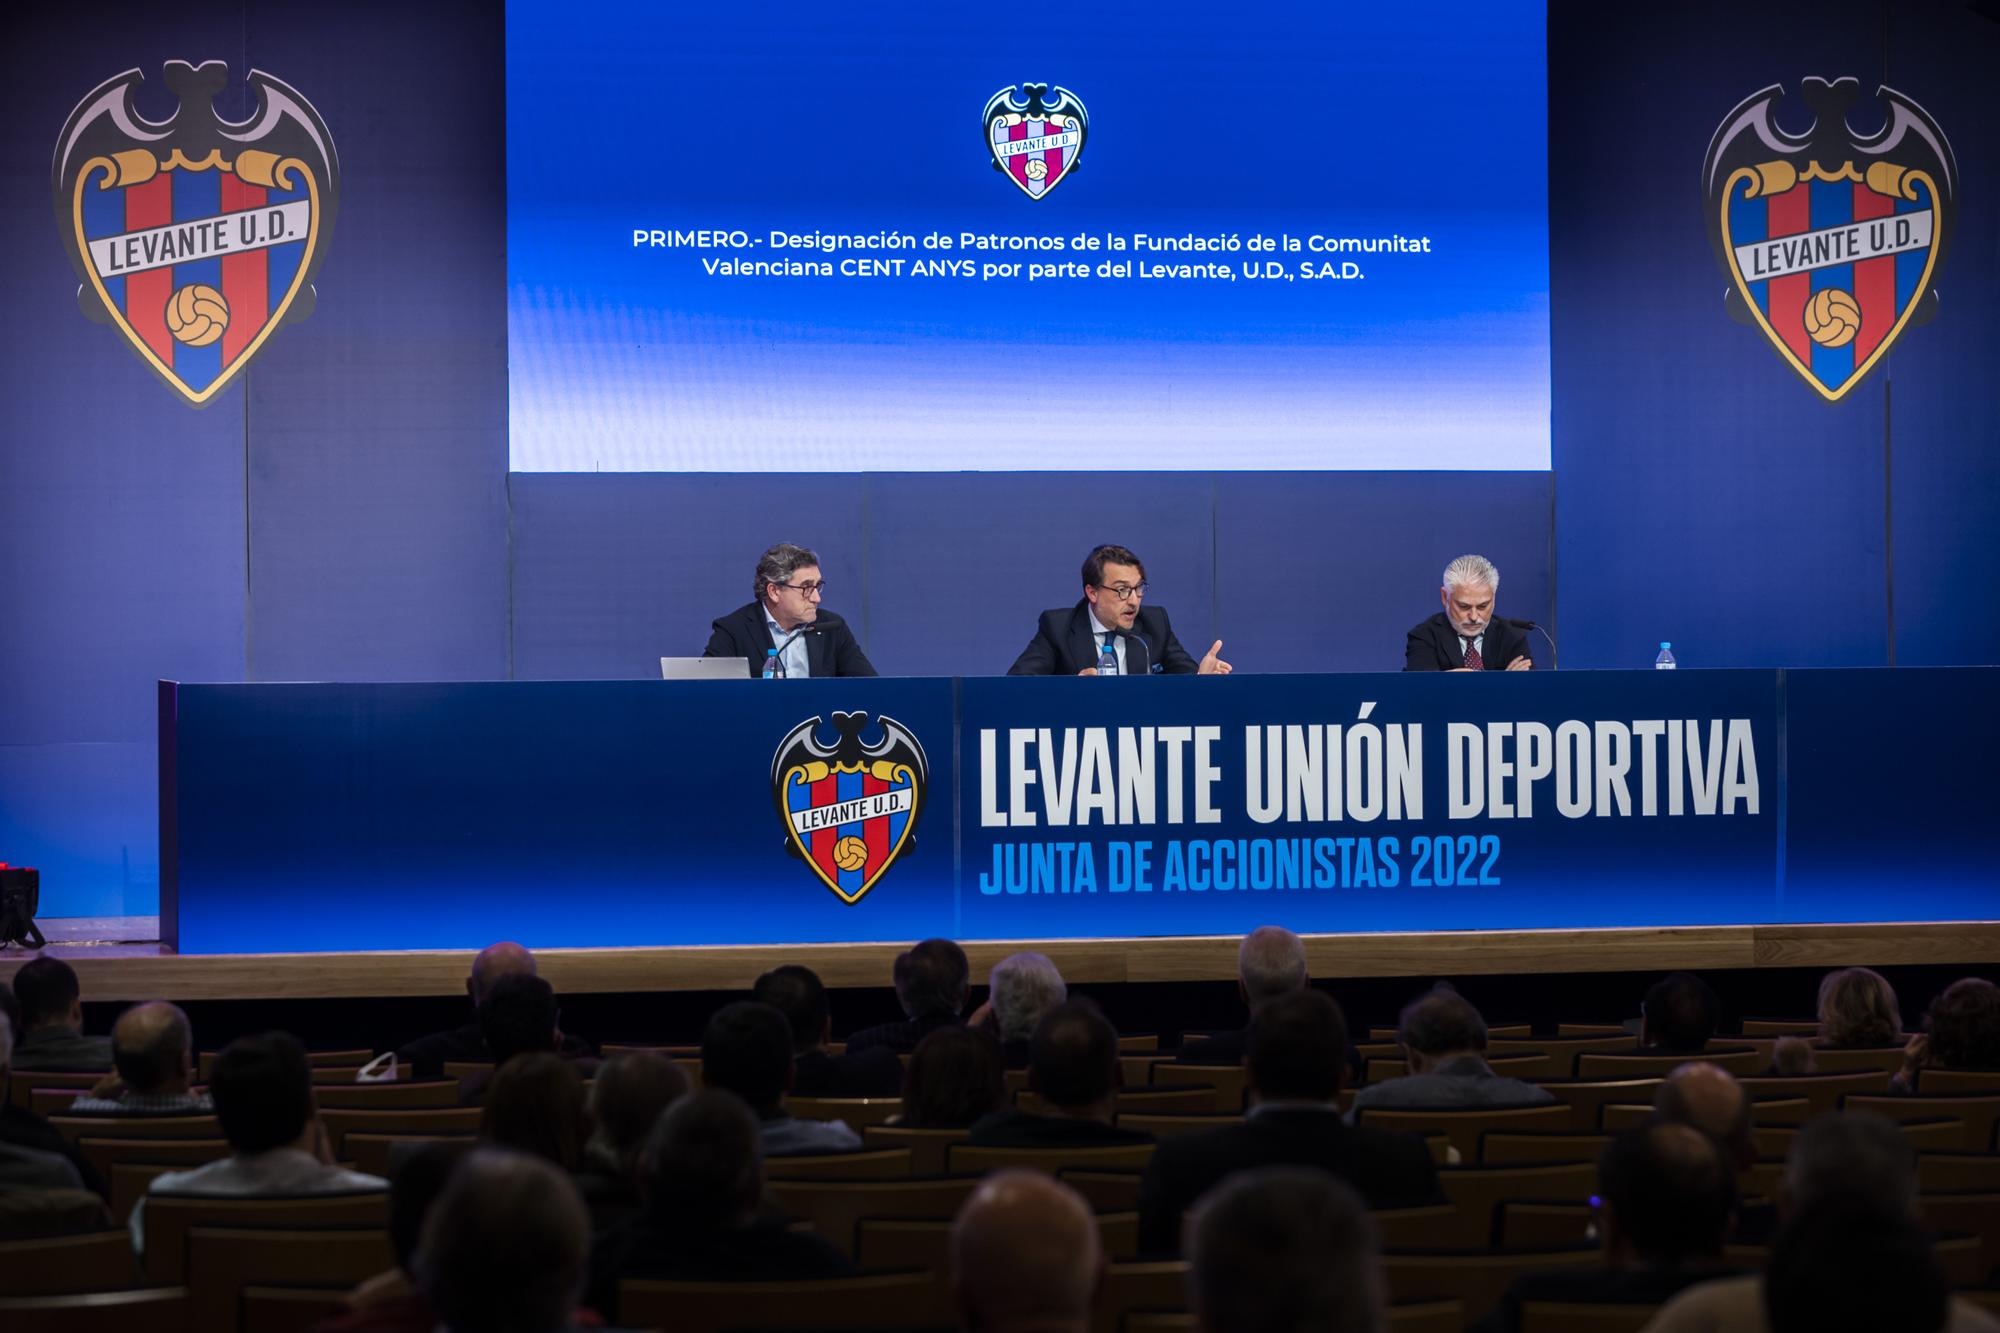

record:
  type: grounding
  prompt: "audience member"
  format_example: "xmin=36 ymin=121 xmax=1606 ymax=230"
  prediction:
xmin=318 ymin=1140 xmax=464 ymax=1333
xmin=1187 ymin=1168 xmax=1383 ymax=1333
xmin=480 ymin=1052 xmax=589 ymax=1172
xmin=979 ymin=951 xmax=1068 ymax=1068
xmin=897 ymin=1025 xmax=1007 ymax=1128
xmin=1765 ymin=1036 xmax=1814 ymax=1076
xmin=1137 ymin=989 xmax=1439 ymax=1253
xmin=845 ymin=938 xmax=971 ymax=1054
xmin=133 ymin=1031 xmax=385 ymax=1253
xmin=8 ymin=957 xmax=113 ymax=1070
xmin=68 ymin=1002 xmax=212 ymax=1114
xmin=1475 ymin=1122 xmax=1737 ymax=1332
xmin=575 ymin=1051 xmax=689 ymax=1233
xmin=951 ymin=1171 xmax=1102 ymax=1333
xmin=1644 ymin=1112 xmax=2000 ymax=1331
xmin=458 ymin=973 xmax=597 ymax=1105
xmin=1898 ymin=976 xmax=2000 ymax=1092
xmin=1640 ymin=973 xmax=1722 ymax=1053
xmin=397 ymin=942 xmax=595 ymax=1080
xmin=589 ymin=1090 xmax=853 ymax=1319
xmin=1760 ymin=1201 xmax=1968 ymax=1333
xmin=415 ymin=1147 xmax=592 ymax=1333
xmin=969 ymin=999 xmax=1152 ymax=1147
xmin=1653 ymin=1063 xmax=1755 ymax=1172
xmin=753 ymin=964 xmax=902 ymax=1096
xmin=1177 ymin=925 xmax=1308 ymax=1066
xmin=0 ymin=1012 xmax=92 ymax=1195
xmin=0 ymin=1010 xmax=109 ymax=1200
xmin=702 ymin=1000 xmax=861 ymax=1154
xmin=1350 ymin=984 xmax=1554 ymax=1114
xmin=1815 ymin=966 xmax=1904 ymax=1049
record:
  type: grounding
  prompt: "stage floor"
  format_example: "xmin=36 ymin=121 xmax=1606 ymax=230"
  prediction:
xmin=0 ymin=917 xmax=1993 ymax=1002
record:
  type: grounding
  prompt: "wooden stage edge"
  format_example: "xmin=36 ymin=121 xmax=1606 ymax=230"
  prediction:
xmin=0 ymin=921 xmax=1992 ymax=1003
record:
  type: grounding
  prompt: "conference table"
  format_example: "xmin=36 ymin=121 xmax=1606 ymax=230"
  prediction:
xmin=158 ymin=669 xmax=1996 ymax=955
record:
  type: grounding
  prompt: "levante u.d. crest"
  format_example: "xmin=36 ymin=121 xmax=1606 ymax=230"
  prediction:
xmin=1703 ymin=77 xmax=1956 ymax=403
xmin=770 ymin=712 xmax=929 ymax=905
xmin=52 ymin=61 xmax=340 ymax=407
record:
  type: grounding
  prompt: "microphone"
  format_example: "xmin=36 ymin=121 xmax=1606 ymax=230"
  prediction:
xmin=1501 ymin=617 xmax=1537 ymax=631
xmin=1497 ymin=618 xmax=1559 ymax=669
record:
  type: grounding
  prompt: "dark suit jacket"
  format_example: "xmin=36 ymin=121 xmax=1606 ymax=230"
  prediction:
xmin=397 ymin=1021 xmax=598 ymax=1081
xmin=1403 ymin=612 xmax=1532 ymax=672
xmin=1470 ymin=1263 xmax=1741 ymax=1333
xmin=11 ymin=1026 xmax=113 ymax=1072
xmin=967 ymin=1109 xmax=1154 ymax=1148
xmin=843 ymin=1012 xmax=962 ymax=1057
xmin=1176 ymin=1028 xmax=1363 ymax=1085
xmin=792 ymin=1045 xmax=905 ymax=1098
xmin=1008 ymin=601 xmax=1200 ymax=676
xmin=703 ymin=602 xmax=876 ymax=678
xmin=1136 ymin=1105 xmax=1440 ymax=1253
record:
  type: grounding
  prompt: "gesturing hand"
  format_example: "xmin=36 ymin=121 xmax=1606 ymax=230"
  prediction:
xmin=1199 ymin=640 xmax=1232 ymax=675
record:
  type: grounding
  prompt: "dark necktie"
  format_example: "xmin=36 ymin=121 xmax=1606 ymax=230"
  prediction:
xmin=1464 ymin=639 xmax=1484 ymax=671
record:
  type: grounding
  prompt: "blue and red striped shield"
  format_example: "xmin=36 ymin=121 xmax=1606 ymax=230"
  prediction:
xmin=771 ymin=713 xmax=929 ymax=905
xmin=983 ymin=84 xmax=1089 ymax=201
xmin=54 ymin=63 xmax=339 ymax=407
xmin=1704 ymin=80 xmax=1956 ymax=403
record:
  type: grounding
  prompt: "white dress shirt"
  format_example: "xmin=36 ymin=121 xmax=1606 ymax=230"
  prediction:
xmin=763 ymin=610 xmax=812 ymax=678
xmin=1087 ymin=607 xmax=1128 ymax=676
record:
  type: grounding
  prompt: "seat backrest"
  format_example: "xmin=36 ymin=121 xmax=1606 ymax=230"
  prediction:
xmin=764 ymin=1176 xmax=981 ymax=1257
xmin=342 ymin=1132 xmax=474 ymax=1180
xmin=1114 ymin=1112 xmax=1241 ymax=1140
xmin=1379 ymin=1247 xmax=1599 ymax=1316
xmin=1807 ymin=1046 xmax=1909 ymax=1075
xmin=238 ymin=1283 xmax=353 ymax=1333
xmin=1149 ymin=1064 xmax=1247 ymax=1110
xmin=316 ymin=1106 xmax=480 ymax=1156
xmin=1489 ymin=1037 xmax=1646 ymax=1079
xmin=0 ymin=1229 xmax=140 ymax=1295
xmin=1736 ymin=1069 xmax=1892 ymax=1115
xmin=1845 ymin=1094 xmax=2000 ymax=1152
xmin=6 ymin=1070 xmax=102 ymax=1110
xmin=1498 ymin=1201 xmax=1595 ymax=1248
xmin=1371 ymin=1203 xmax=1462 ymax=1250
xmin=1480 ymin=1133 xmax=1611 ymax=1166
xmin=1384 ymin=1300 xmax=1467 ymax=1332
xmin=1574 ymin=1049 xmax=1766 ymax=1079
xmin=1919 ymin=1069 xmax=2000 ymax=1095
xmin=1057 ymin=1168 xmax=1143 ymax=1212
xmin=28 ymin=1088 xmax=88 ymax=1117
xmin=312 ymin=1081 xmax=459 ymax=1109
xmin=1518 ymin=1300 xmax=1662 ymax=1332
xmin=1432 ymin=1162 xmax=1600 ymax=1248
xmin=619 ymin=1270 xmax=948 ymax=1333
xmin=0 ymin=1285 xmax=190 ymax=1332
xmin=786 ymin=1097 xmax=902 ymax=1129
xmin=1093 ymin=1261 xmax=1189 ymax=1333
xmin=857 ymin=1209 xmax=1139 ymax=1272
xmin=49 ymin=1113 xmax=219 ymax=1145
xmin=948 ymin=1142 xmax=1155 ymax=1175
xmin=186 ymin=1225 xmax=392 ymax=1333
xmin=1118 ymin=1035 xmax=1161 ymax=1052
xmin=1365 ymin=1054 xmax=1549 ymax=1087
xmin=862 ymin=1126 xmax=968 ymax=1176
xmin=1919 ymin=1152 xmax=2000 ymax=1193
xmin=78 ymin=1139 xmax=231 ymax=1223
xmin=1356 ymin=1104 xmax=1575 ymax=1160
xmin=764 ymin=1148 xmax=913 ymax=1180
xmin=1536 ymin=1081 xmax=1664 ymax=1132
xmin=1917 ymin=1192 xmax=2000 ymax=1280
xmin=141 ymin=1192 xmax=390 ymax=1283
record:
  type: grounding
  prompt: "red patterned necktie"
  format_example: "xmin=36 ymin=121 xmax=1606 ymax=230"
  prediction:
xmin=1463 ymin=640 xmax=1484 ymax=671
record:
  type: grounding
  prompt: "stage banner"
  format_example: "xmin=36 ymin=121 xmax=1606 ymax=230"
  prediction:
xmin=958 ymin=672 xmax=1779 ymax=939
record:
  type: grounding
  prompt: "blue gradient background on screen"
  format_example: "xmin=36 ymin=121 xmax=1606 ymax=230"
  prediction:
xmin=506 ymin=2 xmax=1550 ymax=472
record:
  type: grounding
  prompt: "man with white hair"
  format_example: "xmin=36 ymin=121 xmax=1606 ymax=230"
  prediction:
xmin=984 ymin=952 xmax=1067 ymax=1068
xmin=951 ymin=1170 xmax=1103 ymax=1333
xmin=1404 ymin=553 xmax=1533 ymax=672
xmin=1177 ymin=925 xmax=1310 ymax=1067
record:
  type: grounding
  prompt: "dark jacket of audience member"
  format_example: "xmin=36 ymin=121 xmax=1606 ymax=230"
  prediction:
xmin=1906 ymin=977 xmax=2000 ymax=1085
xmin=456 ymin=975 xmax=598 ymax=1106
xmin=588 ymin=1090 xmax=853 ymax=1320
xmin=843 ymin=938 xmax=969 ymax=1055
xmin=702 ymin=1001 xmax=861 ymax=1154
xmin=574 ymin=1051 xmax=690 ymax=1236
xmin=7 ymin=957 xmax=113 ymax=1071
xmin=970 ymin=999 xmax=1152 ymax=1148
xmin=898 ymin=1026 xmax=1006 ymax=1129
xmin=396 ymin=943 xmax=596 ymax=1081
xmin=1350 ymin=985 xmax=1555 ymax=1114
xmin=753 ymin=964 xmax=903 ymax=1097
xmin=1137 ymin=990 xmax=1439 ymax=1254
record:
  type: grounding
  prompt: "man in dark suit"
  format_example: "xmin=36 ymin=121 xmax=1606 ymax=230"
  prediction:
xmin=752 ymin=964 xmax=903 ymax=1097
xmin=703 ymin=542 xmax=876 ymax=678
xmin=1137 ymin=989 xmax=1439 ymax=1253
xmin=397 ymin=942 xmax=596 ymax=1080
xmin=1404 ymin=553 xmax=1532 ymax=672
xmin=844 ymin=938 xmax=970 ymax=1055
xmin=968 ymin=999 xmax=1153 ymax=1148
xmin=8 ymin=957 xmax=113 ymax=1071
xmin=1008 ymin=544 xmax=1229 ymax=676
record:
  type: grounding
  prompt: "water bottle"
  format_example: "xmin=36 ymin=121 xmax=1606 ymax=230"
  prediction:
xmin=1097 ymin=638 xmax=1119 ymax=676
xmin=1654 ymin=642 xmax=1677 ymax=670
xmin=762 ymin=648 xmax=785 ymax=680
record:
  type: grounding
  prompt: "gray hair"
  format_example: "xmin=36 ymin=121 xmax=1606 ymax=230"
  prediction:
xmin=1238 ymin=926 xmax=1308 ymax=1006
xmin=754 ymin=543 xmax=820 ymax=601
xmin=1785 ymin=1112 xmax=1918 ymax=1217
xmin=1442 ymin=554 xmax=1499 ymax=594
xmin=988 ymin=952 xmax=1068 ymax=1044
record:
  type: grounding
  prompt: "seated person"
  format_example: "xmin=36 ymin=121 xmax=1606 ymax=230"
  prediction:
xmin=587 ymin=1090 xmax=853 ymax=1320
xmin=398 ymin=942 xmax=595 ymax=1081
xmin=575 ymin=1051 xmax=690 ymax=1235
xmin=1188 ymin=1168 xmax=1383 ymax=1333
xmin=1640 ymin=972 xmax=1725 ymax=1054
xmin=7 ymin=957 xmax=113 ymax=1071
xmin=753 ymin=964 xmax=902 ymax=1097
xmin=1815 ymin=966 xmax=1904 ymax=1050
xmin=976 ymin=951 xmax=1068 ymax=1069
xmin=968 ymin=999 xmax=1153 ymax=1148
xmin=1177 ymin=926 xmax=1308 ymax=1067
xmin=1349 ymin=984 xmax=1555 ymax=1114
xmin=68 ymin=1002 xmax=213 ymax=1114
xmin=701 ymin=1001 xmax=861 ymax=1155
xmin=844 ymin=938 xmax=971 ymax=1055
xmin=1472 ymin=1122 xmax=1739 ymax=1333
xmin=1137 ymin=990 xmax=1439 ymax=1253
xmin=895 ymin=1026 xmax=1006 ymax=1129
xmin=1007 ymin=544 xmax=1228 ymax=676
xmin=479 ymin=1052 xmax=588 ymax=1171
xmin=1897 ymin=976 xmax=2000 ymax=1092
xmin=951 ymin=1171 xmax=1104 ymax=1333
xmin=415 ymin=1148 xmax=593 ymax=1333
xmin=132 ymin=1031 xmax=385 ymax=1254
xmin=0 ymin=1014 xmax=94 ymax=1200
xmin=319 ymin=1140 xmax=463 ymax=1333
xmin=1404 ymin=554 xmax=1531 ymax=672
xmin=457 ymin=974 xmax=596 ymax=1106
xmin=0 ymin=1008 xmax=107 ymax=1201
xmin=702 ymin=542 xmax=876 ymax=677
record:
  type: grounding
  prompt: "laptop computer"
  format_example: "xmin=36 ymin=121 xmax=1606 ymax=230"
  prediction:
xmin=659 ymin=656 xmax=748 ymax=681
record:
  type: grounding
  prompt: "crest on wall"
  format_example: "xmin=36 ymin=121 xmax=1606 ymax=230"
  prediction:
xmin=983 ymin=84 xmax=1088 ymax=200
xmin=770 ymin=712 xmax=928 ymax=905
xmin=52 ymin=61 xmax=341 ymax=407
xmin=1702 ymin=77 xmax=1956 ymax=402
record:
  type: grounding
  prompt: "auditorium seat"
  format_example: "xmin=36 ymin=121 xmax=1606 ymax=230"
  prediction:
xmin=0 ymin=1286 xmax=191 ymax=1333
xmin=764 ymin=1176 xmax=982 ymax=1257
xmin=197 ymin=1050 xmax=373 ymax=1080
xmin=1355 ymin=1104 xmax=1575 ymax=1160
xmin=1806 ymin=1046 xmax=1910 ymax=1075
xmin=1518 ymin=1301 xmax=1659 ymax=1332
xmin=1120 ymin=1054 xmax=1176 ymax=1088
xmin=1371 ymin=1203 xmax=1464 ymax=1250
xmin=0 ymin=1229 xmax=141 ymax=1294
xmin=1844 ymin=1094 xmax=2000 ymax=1152
xmin=1920 ymin=1069 xmax=2000 ymax=1094
xmin=1918 ymin=1193 xmax=2000 ymax=1279
xmin=8 ymin=1070 xmax=105 ymax=1110
xmin=344 ymin=1132 xmax=472 ymax=1179
xmin=1553 ymin=1024 xmax=1631 ymax=1037
xmin=1433 ymin=1162 xmax=1599 ymax=1248
xmin=763 ymin=1148 xmax=914 ymax=1179
xmin=1536 ymin=1080 xmax=1662 ymax=1132
xmin=1057 ymin=1168 xmax=1143 ymax=1211
xmin=1606 ymin=1095 xmax=1813 ymax=1132
xmin=862 ymin=1125 xmax=969 ymax=1175
xmin=185 ymin=1225 xmax=391 ymax=1333
xmin=1118 ymin=1035 xmax=1162 ymax=1052
xmin=619 ymin=1270 xmax=948 ymax=1333
xmin=1489 ymin=1037 xmax=1645 ymax=1080
xmin=787 ymin=1096 xmax=902 ymax=1129
xmin=1737 ymin=1069 xmax=1892 ymax=1115
xmin=1385 ymin=1301 xmax=1468 ymax=1331
xmin=1364 ymin=1053 xmax=1547 ymax=1086
xmin=1920 ymin=1153 xmax=2000 ymax=1193
xmin=27 ymin=1087 xmax=88 ymax=1117
xmin=1379 ymin=1246 xmax=1598 ymax=1316
xmin=315 ymin=1106 xmax=480 ymax=1157
xmin=1021 ymin=1087 xmax=1217 ymax=1117
xmin=238 ymin=1284 xmax=351 ymax=1333
xmin=1147 ymin=1063 xmax=1247 ymax=1111
xmin=305 ymin=1080 xmax=458 ymax=1108
xmin=1738 ymin=1019 xmax=1818 ymax=1036
xmin=856 ymin=1209 xmax=1140 ymax=1270
xmin=439 ymin=1061 xmax=493 ymax=1080
xmin=1115 ymin=1112 xmax=1242 ymax=1140
xmin=49 ymin=1113 xmax=218 ymax=1145
xmin=139 ymin=1192 xmax=389 ymax=1283
xmin=1093 ymin=1260 xmax=1188 ymax=1333
xmin=1722 ymin=1231 xmax=1982 ymax=1287
xmin=1573 ymin=1049 xmax=1765 ymax=1079
xmin=75 ymin=1138 xmax=230 ymax=1222
xmin=1498 ymin=1201 xmax=1595 ymax=1248
xmin=1004 ymin=1068 xmax=1032 ymax=1097
xmin=947 ymin=1142 xmax=1156 ymax=1175
xmin=1370 ymin=1024 xmax=1531 ymax=1040
xmin=1753 ymin=1118 xmax=1962 ymax=1158
xmin=1480 ymin=1133 xmax=1611 ymax=1166
xmin=600 ymin=1043 xmax=700 ymax=1057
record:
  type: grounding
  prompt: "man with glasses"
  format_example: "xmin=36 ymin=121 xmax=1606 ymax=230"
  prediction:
xmin=1008 ymin=544 xmax=1229 ymax=676
xmin=704 ymin=542 xmax=877 ymax=677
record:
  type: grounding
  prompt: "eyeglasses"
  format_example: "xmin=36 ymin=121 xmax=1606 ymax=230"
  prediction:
xmin=1097 ymin=582 xmax=1147 ymax=601
xmin=776 ymin=580 xmax=825 ymax=597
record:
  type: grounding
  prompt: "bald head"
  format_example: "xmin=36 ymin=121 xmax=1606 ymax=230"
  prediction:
xmin=1238 ymin=926 xmax=1307 ymax=1007
xmin=112 ymin=1001 xmax=193 ymax=1094
xmin=952 ymin=1171 xmax=1102 ymax=1333
xmin=1653 ymin=1062 xmax=1753 ymax=1168
xmin=470 ymin=942 xmax=537 ymax=1005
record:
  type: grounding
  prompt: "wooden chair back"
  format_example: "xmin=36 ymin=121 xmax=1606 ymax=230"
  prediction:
xmin=49 ymin=1113 xmax=218 ymax=1145
xmin=786 ymin=1096 xmax=902 ymax=1130
xmin=1370 ymin=1203 xmax=1462 ymax=1250
xmin=343 ymin=1133 xmax=473 ymax=1179
xmin=1739 ymin=1020 xmax=1817 ymax=1036
xmin=312 ymin=1080 xmax=458 ymax=1108
xmin=1379 ymin=1247 xmax=1599 ymax=1315
xmin=199 ymin=1050 xmax=374 ymax=1079
xmin=1536 ymin=1080 xmax=1663 ymax=1132
xmin=1735 ymin=1069 xmax=1892 ymax=1116
xmin=1489 ymin=1037 xmax=1645 ymax=1080
xmin=438 ymin=1061 xmax=493 ymax=1081
xmin=1058 ymin=1168 xmax=1143 ymax=1211
xmin=1371 ymin=1025 xmax=1530 ymax=1040
xmin=7 ymin=1070 xmax=104 ymax=1109
xmin=1518 ymin=1301 xmax=1661 ymax=1332
xmin=77 ymin=1138 xmax=230 ymax=1222
xmin=1919 ymin=1152 xmax=2000 ymax=1193
xmin=1554 ymin=1024 xmax=1631 ymax=1037
xmin=947 ymin=1142 xmax=1156 ymax=1175
xmin=1919 ymin=1068 xmax=2000 ymax=1095
xmin=1116 ymin=1112 xmax=1241 ymax=1140
xmin=1149 ymin=1063 xmax=1247 ymax=1110
xmin=1481 ymin=1132 xmax=1611 ymax=1166
xmin=111 ymin=1164 xmax=182 ymax=1226
xmin=316 ymin=1106 xmax=480 ymax=1157
xmin=238 ymin=1285 xmax=352 ymax=1333
xmin=765 ymin=1176 xmax=981 ymax=1257
xmin=863 ymin=1125 xmax=969 ymax=1175
xmin=28 ymin=1087 xmax=88 ymax=1117
xmin=1917 ymin=1191 xmax=2000 ymax=1280
xmin=1385 ymin=1301 xmax=1467 ymax=1331
xmin=1844 ymin=1094 xmax=2000 ymax=1152
xmin=0 ymin=1286 xmax=191 ymax=1332
xmin=857 ymin=1210 xmax=1140 ymax=1271
xmin=1754 ymin=1117 xmax=1963 ymax=1159
xmin=1120 ymin=1055 xmax=1176 ymax=1089
xmin=1364 ymin=1053 xmax=1548 ymax=1086
xmin=1807 ymin=1046 xmax=1909 ymax=1075
xmin=186 ymin=1225 xmax=392 ymax=1333
xmin=0 ymin=1229 xmax=141 ymax=1295
xmin=1119 ymin=1035 xmax=1161 ymax=1052
xmin=1433 ymin=1161 xmax=1599 ymax=1247
xmin=1093 ymin=1260 xmax=1189 ymax=1333
xmin=1355 ymin=1104 xmax=1575 ymax=1161
xmin=619 ymin=1270 xmax=947 ymax=1332
xmin=140 ymin=1192 xmax=389 ymax=1283
xmin=764 ymin=1148 xmax=914 ymax=1180
xmin=1574 ymin=1048 xmax=1765 ymax=1079
xmin=1498 ymin=1201 xmax=1595 ymax=1248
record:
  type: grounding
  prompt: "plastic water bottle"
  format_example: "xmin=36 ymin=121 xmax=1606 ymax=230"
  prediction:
xmin=1097 ymin=638 xmax=1119 ymax=676
xmin=762 ymin=648 xmax=785 ymax=680
xmin=1654 ymin=642 xmax=1677 ymax=670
